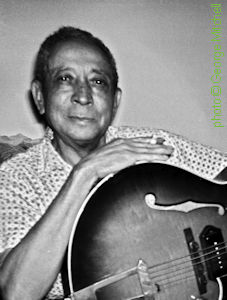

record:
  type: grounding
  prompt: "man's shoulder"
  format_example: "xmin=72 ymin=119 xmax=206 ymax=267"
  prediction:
xmin=0 ymin=138 xmax=46 ymax=176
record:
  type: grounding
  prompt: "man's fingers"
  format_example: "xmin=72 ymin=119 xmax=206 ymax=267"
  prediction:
xmin=134 ymin=154 xmax=170 ymax=164
xmin=131 ymin=141 xmax=174 ymax=155
xmin=124 ymin=138 xmax=174 ymax=151
xmin=133 ymin=136 xmax=165 ymax=145
xmin=106 ymin=138 xmax=174 ymax=160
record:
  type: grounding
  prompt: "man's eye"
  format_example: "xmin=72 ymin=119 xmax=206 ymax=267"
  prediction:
xmin=58 ymin=75 xmax=73 ymax=82
xmin=92 ymin=79 xmax=107 ymax=86
xmin=95 ymin=79 xmax=103 ymax=85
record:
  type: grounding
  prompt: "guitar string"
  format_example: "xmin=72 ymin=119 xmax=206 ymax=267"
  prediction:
xmin=145 ymin=246 xmax=227 ymax=290
xmin=97 ymin=245 xmax=226 ymax=295
xmin=153 ymin=267 xmax=218 ymax=294
xmin=148 ymin=243 xmax=227 ymax=279
xmin=147 ymin=241 xmax=227 ymax=274
xmin=154 ymin=272 xmax=207 ymax=294
xmin=124 ymin=273 xmax=208 ymax=299
xmin=73 ymin=242 xmax=227 ymax=293
xmin=140 ymin=256 xmax=223 ymax=294
xmin=153 ymin=272 xmax=197 ymax=295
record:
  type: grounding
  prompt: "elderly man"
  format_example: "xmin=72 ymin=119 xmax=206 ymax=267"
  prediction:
xmin=0 ymin=27 xmax=226 ymax=300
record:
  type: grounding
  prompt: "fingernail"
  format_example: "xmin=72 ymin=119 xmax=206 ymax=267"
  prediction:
xmin=156 ymin=137 xmax=165 ymax=144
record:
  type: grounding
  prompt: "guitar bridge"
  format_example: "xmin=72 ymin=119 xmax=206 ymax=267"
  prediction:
xmin=137 ymin=259 xmax=159 ymax=300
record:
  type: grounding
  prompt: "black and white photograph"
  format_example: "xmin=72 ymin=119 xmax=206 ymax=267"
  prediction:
xmin=0 ymin=1 xmax=226 ymax=299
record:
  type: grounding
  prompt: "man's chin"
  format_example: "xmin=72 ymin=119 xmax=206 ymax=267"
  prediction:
xmin=68 ymin=129 xmax=105 ymax=147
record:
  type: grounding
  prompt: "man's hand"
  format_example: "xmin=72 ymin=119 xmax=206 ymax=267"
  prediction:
xmin=76 ymin=137 xmax=174 ymax=181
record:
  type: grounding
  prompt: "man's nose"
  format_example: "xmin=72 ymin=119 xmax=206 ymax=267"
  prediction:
xmin=71 ymin=82 xmax=92 ymax=105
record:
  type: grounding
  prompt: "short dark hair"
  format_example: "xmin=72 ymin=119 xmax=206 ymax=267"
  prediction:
xmin=33 ymin=26 xmax=119 ymax=92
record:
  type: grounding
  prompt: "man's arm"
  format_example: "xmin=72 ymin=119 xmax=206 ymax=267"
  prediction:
xmin=0 ymin=138 xmax=173 ymax=300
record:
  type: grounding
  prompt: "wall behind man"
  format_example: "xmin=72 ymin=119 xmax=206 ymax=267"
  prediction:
xmin=0 ymin=0 xmax=226 ymax=150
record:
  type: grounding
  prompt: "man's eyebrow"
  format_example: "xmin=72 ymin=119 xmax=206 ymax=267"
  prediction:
xmin=90 ymin=68 xmax=112 ymax=79
xmin=47 ymin=66 xmax=73 ymax=75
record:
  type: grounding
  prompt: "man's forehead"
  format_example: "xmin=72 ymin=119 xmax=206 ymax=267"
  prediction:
xmin=48 ymin=40 xmax=111 ymax=71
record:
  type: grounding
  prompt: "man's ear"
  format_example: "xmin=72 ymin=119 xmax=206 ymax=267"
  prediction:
xmin=112 ymin=87 xmax=122 ymax=120
xmin=31 ymin=80 xmax=45 ymax=115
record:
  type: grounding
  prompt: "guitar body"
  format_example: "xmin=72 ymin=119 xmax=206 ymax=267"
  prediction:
xmin=65 ymin=163 xmax=227 ymax=300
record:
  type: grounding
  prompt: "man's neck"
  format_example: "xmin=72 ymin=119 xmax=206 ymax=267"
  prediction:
xmin=52 ymin=135 xmax=105 ymax=166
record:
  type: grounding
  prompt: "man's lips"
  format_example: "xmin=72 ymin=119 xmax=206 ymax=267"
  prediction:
xmin=68 ymin=115 xmax=95 ymax=122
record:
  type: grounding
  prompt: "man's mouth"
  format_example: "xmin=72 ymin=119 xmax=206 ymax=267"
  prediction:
xmin=68 ymin=115 xmax=94 ymax=123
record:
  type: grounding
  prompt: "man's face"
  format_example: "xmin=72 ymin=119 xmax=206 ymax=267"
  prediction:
xmin=34 ymin=40 xmax=120 ymax=148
